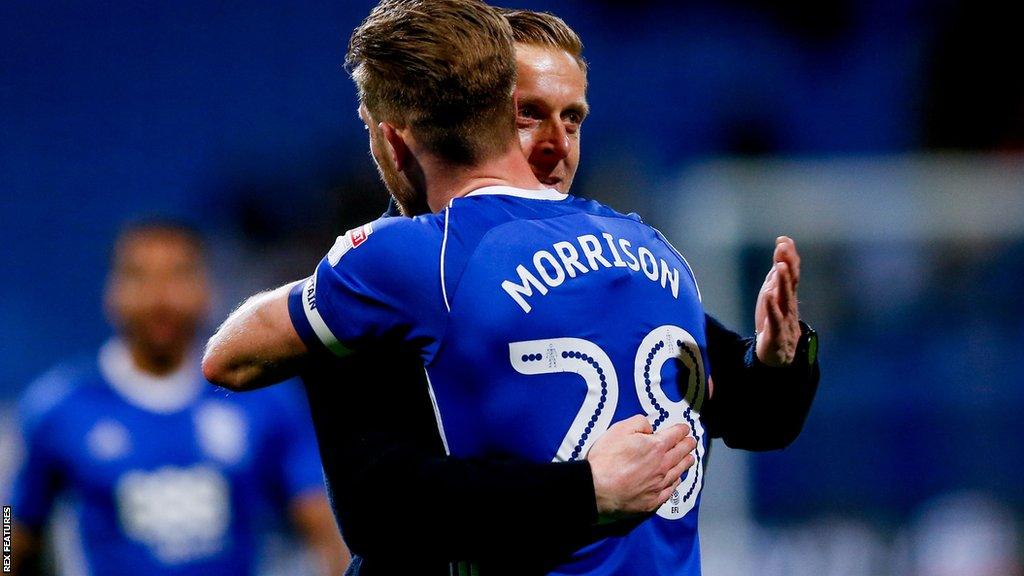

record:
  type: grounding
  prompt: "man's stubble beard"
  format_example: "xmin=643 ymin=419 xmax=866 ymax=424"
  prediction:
xmin=371 ymin=134 xmax=430 ymax=216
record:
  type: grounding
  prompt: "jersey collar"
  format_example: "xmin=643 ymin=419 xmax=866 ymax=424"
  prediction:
xmin=99 ymin=339 xmax=204 ymax=414
xmin=462 ymin=185 xmax=567 ymax=201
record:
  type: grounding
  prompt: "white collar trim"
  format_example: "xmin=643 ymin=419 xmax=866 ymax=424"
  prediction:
xmin=98 ymin=339 xmax=204 ymax=414
xmin=462 ymin=185 xmax=567 ymax=201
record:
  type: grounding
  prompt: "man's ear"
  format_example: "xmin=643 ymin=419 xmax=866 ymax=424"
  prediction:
xmin=380 ymin=122 xmax=410 ymax=172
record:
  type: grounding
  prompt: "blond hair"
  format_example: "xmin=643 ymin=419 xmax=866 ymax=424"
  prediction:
xmin=500 ymin=8 xmax=587 ymax=75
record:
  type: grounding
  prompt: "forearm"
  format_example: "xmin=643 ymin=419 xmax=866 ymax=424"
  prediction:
xmin=290 ymin=492 xmax=351 ymax=576
xmin=203 ymin=282 xmax=307 ymax=391
xmin=703 ymin=314 xmax=819 ymax=450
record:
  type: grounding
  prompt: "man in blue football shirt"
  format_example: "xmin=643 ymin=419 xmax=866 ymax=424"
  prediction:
xmin=297 ymin=10 xmax=818 ymax=575
xmin=204 ymin=1 xmax=727 ymax=573
xmin=9 ymin=222 xmax=348 ymax=575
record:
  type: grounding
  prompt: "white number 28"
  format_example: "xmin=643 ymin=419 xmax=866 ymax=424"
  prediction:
xmin=509 ymin=325 xmax=706 ymax=520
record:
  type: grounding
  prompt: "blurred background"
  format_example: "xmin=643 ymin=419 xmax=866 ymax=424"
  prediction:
xmin=2 ymin=0 xmax=1022 ymax=574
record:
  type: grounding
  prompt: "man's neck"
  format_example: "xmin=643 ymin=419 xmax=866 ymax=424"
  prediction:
xmin=101 ymin=339 xmax=202 ymax=414
xmin=126 ymin=342 xmax=188 ymax=377
xmin=423 ymin=145 xmax=544 ymax=212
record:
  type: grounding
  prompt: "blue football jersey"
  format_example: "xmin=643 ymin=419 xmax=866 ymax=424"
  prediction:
xmin=10 ymin=340 xmax=325 ymax=576
xmin=289 ymin=186 xmax=709 ymax=575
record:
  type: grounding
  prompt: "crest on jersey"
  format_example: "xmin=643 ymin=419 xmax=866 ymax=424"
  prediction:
xmin=87 ymin=419 xmax=131 ymax=461
xmin=194 ymin=402 xmax=248 ymax=465
xmin=327 ymin=223 xmax=374 ymax=266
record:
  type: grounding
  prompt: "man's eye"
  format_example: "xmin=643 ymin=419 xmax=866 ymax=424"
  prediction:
xmin=518 ymin=105 xmax=542 ymax=120
xmin=517 ymin=117 xmax=539 ymax=131
xmin=516 ymin=115 xmax=540 ymax=130
xmin=565 ymin=112 xmax=583 ymax=125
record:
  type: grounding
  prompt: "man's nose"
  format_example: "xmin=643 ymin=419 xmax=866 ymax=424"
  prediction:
xmin=538 ymin=121 xmax=570 ymax=161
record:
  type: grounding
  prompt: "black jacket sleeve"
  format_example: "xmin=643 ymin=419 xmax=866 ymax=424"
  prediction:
xmin=700 ymin=314 xmax=820 ymax=450
xmin=303 ymin=351 xmax=598 ymax=573
xmin=340 ymin=448 xmax=598 ymax=567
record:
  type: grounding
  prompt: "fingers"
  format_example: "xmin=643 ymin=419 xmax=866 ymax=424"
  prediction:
xmin=756 ymin=290 xmax=782 ymax=364
xmin=655 ymin=475 xmax=679 ymax=506
xmin=660 ymin=434 xmax=697 ymax=469
xmin=761 ymin=263 xmax=778 ymax=293
xmin=613 ymin=413 xmax=653 ymax=435
xmin=761 ymin=285 xmax=799 ymax=366
xmin=754 ymin=277 xmax=770 ymax=334
xmin=760 ymin=290 xmax=781 ymax=336
xmin=755 ymin=251 xmax=782 ymax=333
xmin=681 ymin=434 xmax=697 ymax=453
xmin=773 ymin=261 xmax=797 ymax=318
xmin=774 ymin=236 xmax=801 ymax=284
xmin=655 ymin=422 xmax=690 ymax=447
xmin=656 ymin=475 xmax=684 ymax=506
xmin=663 ymin=450 xmax=697 ymax=487
xmin=764 ymin=291 xmax=786 ymax=339
xmin=662 ymin=434 xmax=697 ymax=465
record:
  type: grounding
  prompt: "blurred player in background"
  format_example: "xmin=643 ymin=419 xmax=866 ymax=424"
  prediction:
xmin=204 ymin=1 xmax=815 ymax=574
xmin=8 ymin=221 xmax=347 ymax=575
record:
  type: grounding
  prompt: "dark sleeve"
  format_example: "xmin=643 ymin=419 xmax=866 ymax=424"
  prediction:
xmin=343 ymin=447 xmax=598 ymax=567
xmin=304 ymin=352 xmax=598 ymax=571
xmin=700 ymin=314 xmax=820 ymax=451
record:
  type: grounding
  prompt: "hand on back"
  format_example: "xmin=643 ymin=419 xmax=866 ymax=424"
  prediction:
xmin=587 ymin=414 xmax=697 ymax=518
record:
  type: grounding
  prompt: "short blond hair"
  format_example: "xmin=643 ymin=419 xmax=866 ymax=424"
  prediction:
xmin=500 ymin=9 xmax=587 ymax=75
xmin=346 ymin=0 xmax=518 ymax=165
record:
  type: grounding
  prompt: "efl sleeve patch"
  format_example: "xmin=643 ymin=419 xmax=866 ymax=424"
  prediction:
xmin=327 ymin=223 xmax=374 ymax=266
